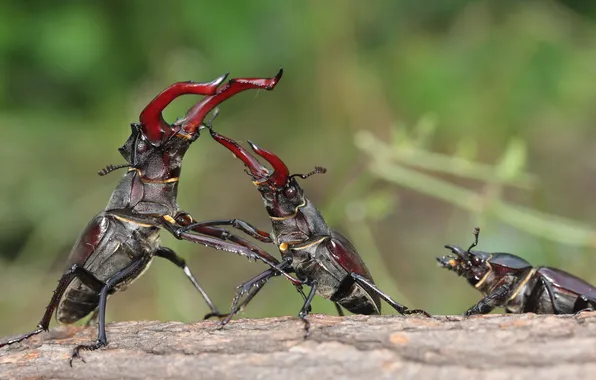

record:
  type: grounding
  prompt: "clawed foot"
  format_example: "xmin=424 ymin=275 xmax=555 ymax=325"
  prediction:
xmin=203 ymin=311 xmax=235 ymax=330
xmin=403 ymin=308 xmax=432 ymax=318
xmin=298 ymin=309 xmax=311 ymax=339
xmin=203 ymin=311 xmax=231 ymax=320
xmin=69 ymin=341 xmax=105 ymax=367
xmin=574 ymin=308 xmax=595 ymax=317
xmin=461 ymin=310 xmax=482 ymax=318
xmin=208 ymin=285 xmax=251 ymax=329
xmin=215 ymin=320 xmax=230 ymax=330
xmin=299 ymin=317 xmax=310 ymax=339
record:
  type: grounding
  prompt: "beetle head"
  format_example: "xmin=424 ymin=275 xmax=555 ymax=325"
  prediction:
xmin=210 ymin=130 xmax=326 ymax=218
xmin=117 ymin=122 xmax=156 ymax=168
xmin=437 ymin=227 xmax=492 ymax=287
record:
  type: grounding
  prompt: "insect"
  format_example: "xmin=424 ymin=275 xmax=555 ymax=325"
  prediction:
xmin=193 ymin=129 xmax=430 ymax=335
xmin=438 ymin=227 xmax=596 ymax=316
xmin=0 ymin=70 xmax=295 ymax=364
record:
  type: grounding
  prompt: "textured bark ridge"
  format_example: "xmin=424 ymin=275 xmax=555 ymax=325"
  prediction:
xmin=1 ymin=313 xmax=596 ymax=380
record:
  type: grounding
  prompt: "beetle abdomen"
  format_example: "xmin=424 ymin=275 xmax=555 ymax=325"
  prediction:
xmin=57 ymin=283 xmax=100 ymax=324
xmin=336 ymin=283 xmax=381 ymax=315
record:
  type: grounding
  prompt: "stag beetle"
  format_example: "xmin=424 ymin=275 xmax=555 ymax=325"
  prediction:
xmin=189 ymin=129 xmax=430 ymax=334
xmin=0 ymin=70 xmax=296 ymax=364
xmin=438 ymin=227 xmax=596 ymax=316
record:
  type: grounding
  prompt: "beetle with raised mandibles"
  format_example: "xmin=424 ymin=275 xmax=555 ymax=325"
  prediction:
xmin=191 ymin=129 xmax=430 ymax=334
xmin=0 ymin=70 xmax=296 ymax=364
xmin=438 ymin=227 xmax=596 ymax=316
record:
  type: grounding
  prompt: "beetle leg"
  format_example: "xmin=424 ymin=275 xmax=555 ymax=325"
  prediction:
xmin=162 ymin=217 xmax=276 ymax=264
xmin=350 ymin=273 xmax=431 ymax=317
xmin=213 ymin=270 xmax=275 ymax=325
xmin=538 ymin=276 xmax=563 ymax=314
xmin=463 ymin=283 xmax=511 ymax=316
xmin=155 ymin=246 xmax=221 ymax=316
xmin=0 ymin=263 xmax=104 ymax=349
xmin=210 ymin=256 xmax=304 ymax=325
xmin=162 ymin=215 xmax=302 ymax=286
xmin=523 ymin=275 xmax=543 ymax=313
xmin=298 ymin=281 xmax=317 ymax=338
xmin=334 ymin=303 xmax=345 ymax=317
xmin=70 ymin=256 xmax=151 ymax=366
xmin=572 ymin=294 xmax=596 ymax=314
xmin=176 ymin=218 xmax=273 ymax=243
xmin=524 ymin=275 xmax=558 ymax=313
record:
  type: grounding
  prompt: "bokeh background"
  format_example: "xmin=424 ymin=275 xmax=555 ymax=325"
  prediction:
xmin=2 ymin=0 xmax=596 ymax=337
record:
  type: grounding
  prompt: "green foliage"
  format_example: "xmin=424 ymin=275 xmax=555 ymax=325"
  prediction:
xmin=1 ymin=0 xmax=596 ymax=334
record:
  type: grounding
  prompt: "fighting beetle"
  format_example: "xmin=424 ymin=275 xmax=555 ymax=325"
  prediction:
xmin=192 ymin=129 xmax=430 ymax=334
xmin=0 ymin=70 xmax=294 ymax=364
xmin=438 ymin=227 xmax=596 ymax=316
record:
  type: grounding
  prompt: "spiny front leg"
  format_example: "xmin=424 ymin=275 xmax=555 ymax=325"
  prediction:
xmin=176 ymin=218 xmax=273 ymax=243
xmin=209 ymin=256 xmax=302 ymax=325
xmin=155 ymin=246 xmax=221 ymax=317
xmin=161 ymin=215 xmax=301 ymax=286
xmin=463 ymin=283 xmax=511 ymax=316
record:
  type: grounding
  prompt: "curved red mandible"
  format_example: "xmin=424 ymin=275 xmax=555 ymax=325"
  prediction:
xmin=181 ymin=69 xmax=283 ymax=135
xmin=209 ymin=130 xmax=270 ymax=179
xmin=209 ymin=130 xmax=290 ymax=188
xmin=247 ymin=141 xmax=290 ymax=187
xmin=139 ymin=74 xmax=228 ymax=142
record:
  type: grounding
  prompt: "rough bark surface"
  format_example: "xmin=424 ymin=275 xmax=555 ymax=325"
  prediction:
xmin=1 ymin=313 xmax=595 ymax=380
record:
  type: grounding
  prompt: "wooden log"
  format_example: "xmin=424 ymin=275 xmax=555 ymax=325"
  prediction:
xmin=1 ymin=313 xmax=596 ymax=379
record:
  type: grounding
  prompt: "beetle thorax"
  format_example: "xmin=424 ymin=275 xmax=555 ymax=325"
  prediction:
xmin=269 ymin=199 xmax=330 ymax=247
xmin=472 ymin=267 xmax=499 ymax=294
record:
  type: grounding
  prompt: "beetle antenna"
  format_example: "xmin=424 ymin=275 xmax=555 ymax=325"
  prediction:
xmin=290 ymin=166 xmax=327 ymax=180
xmin=467 ymin=227 xmax=480 ymax=253
xmin=98 ymin=163 xmax=131 ymax=176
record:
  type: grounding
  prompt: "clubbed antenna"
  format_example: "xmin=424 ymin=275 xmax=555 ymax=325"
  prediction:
xmin=467 ymin=227 xmax=480 ymax=253
xmin=98 ymin=163 xmax=131 ymax=176
xmin=290 ymin=166 xmax=327 ymax=180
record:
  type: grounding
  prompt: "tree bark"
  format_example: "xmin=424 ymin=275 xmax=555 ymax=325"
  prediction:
xmin=1 ymin=313 xmax=595 ymax=380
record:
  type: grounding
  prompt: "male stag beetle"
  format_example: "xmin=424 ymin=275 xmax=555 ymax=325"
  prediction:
xmin=191 ymin=129 xmax=430 ymax=334
xmin=0 ymin=70 xmax=296 ymax=364
xmin=438 ymin=227 xmax=596 ymax=316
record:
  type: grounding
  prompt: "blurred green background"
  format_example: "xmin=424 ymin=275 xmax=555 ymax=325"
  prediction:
xmin=2 ymin=0 xmax=596 ymax=337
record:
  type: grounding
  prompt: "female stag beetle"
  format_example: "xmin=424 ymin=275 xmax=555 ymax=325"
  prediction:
xmin=0 ymin=70 xmax=296 ymax=364
xmin=438 ymin=227 xmax=596 ymax=316
xmin=192 ymin=129 xmax=430 ymax=334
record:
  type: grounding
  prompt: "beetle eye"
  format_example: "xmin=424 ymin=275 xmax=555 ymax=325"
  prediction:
xmin=471 ymin=256 xmax=482 ymax=266
xmin=283 ymin=186 xmax=297 ymax=198
xmin=137 ymin=140 xmax=148 ymax=153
